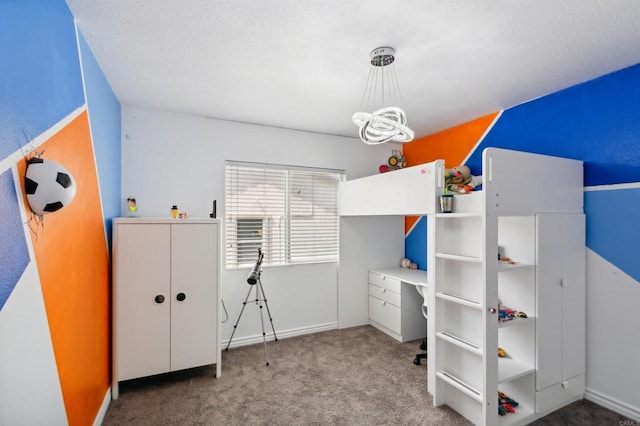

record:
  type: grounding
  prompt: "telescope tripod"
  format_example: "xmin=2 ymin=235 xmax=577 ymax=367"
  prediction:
xmin=225 ymin=277 xmax=278 ymax=366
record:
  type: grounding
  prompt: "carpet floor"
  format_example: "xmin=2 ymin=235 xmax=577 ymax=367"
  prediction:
xmin=104 ymin=325 xmax=630 ymax=425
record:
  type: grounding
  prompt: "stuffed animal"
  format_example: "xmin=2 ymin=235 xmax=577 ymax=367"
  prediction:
xmin=400 ymin=258 xmax=418 ymax=269
xmin=445 ymin=165 xmax=482 ymax=194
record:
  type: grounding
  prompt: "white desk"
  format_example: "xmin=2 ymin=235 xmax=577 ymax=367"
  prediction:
xmin=368 ymin=267 xmax=428 ymax=342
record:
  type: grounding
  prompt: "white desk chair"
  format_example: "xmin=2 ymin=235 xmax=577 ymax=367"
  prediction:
xmin=412 ymin=281 xmax=428 ymax=366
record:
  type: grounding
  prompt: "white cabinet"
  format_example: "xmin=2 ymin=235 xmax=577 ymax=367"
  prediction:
xmin=535 ymin=213 xmax=585 ymax=414
xmin=368 ymin=268 xmax=427 ymax=343
xmin=428 ymin=148 xmax=584 ymax=426
xmin=112 ymin=218 xmax=221 ymax=399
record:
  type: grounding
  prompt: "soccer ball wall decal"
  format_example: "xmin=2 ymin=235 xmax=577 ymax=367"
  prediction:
xmin=24 ymin=157 xmax=77 ymax=218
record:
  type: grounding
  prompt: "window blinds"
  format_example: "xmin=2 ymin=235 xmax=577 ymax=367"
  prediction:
xmin=225 ymin=161 xmax=344 ymax=268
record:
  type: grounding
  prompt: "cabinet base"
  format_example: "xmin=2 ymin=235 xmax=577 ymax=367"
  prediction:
xmin=536 ymin=373 xmax=585 ymax=415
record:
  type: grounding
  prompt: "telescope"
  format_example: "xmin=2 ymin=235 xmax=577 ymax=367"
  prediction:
xmin=247 ymin=248 xmax=264 ymax=285
xmin=228 ymin=247 xmax=278 ymax=366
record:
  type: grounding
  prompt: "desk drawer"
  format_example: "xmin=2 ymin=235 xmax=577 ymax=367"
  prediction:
xmin=368 ymin=272 xmax=401 ymax=293
xmin=368 ymin=283 xmax=401 ymax=306
xmin=369 ymin=295 xmax=401 ymax=334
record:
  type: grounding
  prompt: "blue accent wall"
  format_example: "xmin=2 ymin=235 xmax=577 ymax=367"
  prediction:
xmin=585 ymin=188 xmax=640 ymax=283
xmin=0 ymin=0 xmax=84 ymax=162
xmin=78 ymin=31 xmax=122 ymax=248
xmin=406 ymin=63 xmax=640 ymax=281
xmin=465 ymin=64 xmax=640 ymax=187
xmin=405 ymin=217 xmax=427 ymax=270
xmin=0 ymin=169 xmax=30 ymax=311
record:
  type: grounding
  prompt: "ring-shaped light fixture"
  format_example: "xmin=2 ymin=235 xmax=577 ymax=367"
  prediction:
xmin=352 ymin=47 xmax=414 ymax=145
xmin=352 ymin=107 xmax=414 ymax=145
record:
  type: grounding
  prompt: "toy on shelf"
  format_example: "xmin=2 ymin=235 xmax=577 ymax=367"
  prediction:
xmin=444 ymin=164 xmax=482 ymax=194
xmin=498 ymin=306 xmax=528 ymax=322
xmin=498 ymin=391 xmax=520 ymax=416
xmin=379 ymin=150 xmax=407 ymax=173
xmin=399 ymin=257 xmax=418 ymax=269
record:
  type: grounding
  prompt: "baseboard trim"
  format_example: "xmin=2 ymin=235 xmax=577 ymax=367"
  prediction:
xmin=222 ymin=322 xmax=338 ymax=349
xmin=93 ymin=386 xmax=111 ymax=426
xmin=585 ymin=388 xmax=640 ymax=421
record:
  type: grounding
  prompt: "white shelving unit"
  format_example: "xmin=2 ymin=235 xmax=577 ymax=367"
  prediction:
xmin=427 ymin=148 xmax=584 ymax=425
xmin=337 ymin=148 xmax=585 ymax=425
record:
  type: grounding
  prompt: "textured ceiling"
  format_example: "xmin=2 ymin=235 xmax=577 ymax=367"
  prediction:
xmin=66 ymin=0 xmax=640 ymax=140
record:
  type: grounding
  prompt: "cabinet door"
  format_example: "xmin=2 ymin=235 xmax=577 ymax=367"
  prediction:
xmin=535 ymin=214 xmax=563 ymax=391
xmin=115 ymin=223 xmax=171 ymax=381
xmin=536 ymin=214 xmax=585 ymax=391
xmin=170 ymin=223 xmax=218 ymax=371
xmin=561 ymin=214 xmax=585 ymax=380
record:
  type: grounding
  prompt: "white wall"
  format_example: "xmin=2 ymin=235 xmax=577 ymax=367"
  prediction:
xmin=585 ymin=249 xmax=640 ymax=420
xmin=121 ymin=105 xmax=399 ymax=345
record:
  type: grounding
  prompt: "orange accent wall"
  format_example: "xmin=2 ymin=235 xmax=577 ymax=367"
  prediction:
xmin=402 ymin=112 xmax=499 ymax=234
xmin=18 ymin=111 xmax=110 ymax=426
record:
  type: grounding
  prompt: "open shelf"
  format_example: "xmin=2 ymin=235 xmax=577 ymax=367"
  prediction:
xmin=498 ymin=357 xmax=535 ymax=383
xmin=498 ymin=403 xmax=535 ymax=426
xmin=498 ymin=316 xmax=535 ymax=329
xmin=497 ymin=262 xmax=534 ymax=272
xmin=436 ymin=212 xmax=483 ymax=219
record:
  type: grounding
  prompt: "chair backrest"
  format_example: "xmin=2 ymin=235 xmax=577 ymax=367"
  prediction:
xmin=413 ymin=282 xmax=428 ymax=320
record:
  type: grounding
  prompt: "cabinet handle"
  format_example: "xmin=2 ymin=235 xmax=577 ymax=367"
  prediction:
xmin=176 ymin=292 xmax=186 ymax=302
xmin=382 ymin=288 xmax=386 ymax=293
xmin=381 ymin=301 xmax=386 ymax=306
xmin=489 ymin=307 xmax=497 ymax=314
xmin=154 ymin=294 xmax=165 ymax=304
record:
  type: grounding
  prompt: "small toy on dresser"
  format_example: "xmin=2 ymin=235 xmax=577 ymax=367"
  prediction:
xmin=399 ymin=257 xmax=418 ymax=269
xmin=444 ymin=164 xmax=482 ymax=194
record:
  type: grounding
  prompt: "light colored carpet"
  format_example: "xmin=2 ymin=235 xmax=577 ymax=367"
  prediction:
xmin=104 ymin=325 xmax=629 ymax=425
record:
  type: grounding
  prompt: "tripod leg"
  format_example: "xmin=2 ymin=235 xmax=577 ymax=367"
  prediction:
xmin=256 ymin=284 xmax=270 ymax=366
xmin=258 ymin=279 xmax=278 ymax=341
xmin=225 ymin=284 xmax=254 ymax=351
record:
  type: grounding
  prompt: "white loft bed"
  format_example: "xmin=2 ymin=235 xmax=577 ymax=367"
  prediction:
xmin=337 ymin=148 xmax=584 ymax=329
xmin=337 ymin=159 xmax=445 ymax=328
xmin=338 ymin=159 xmax=445 ymax=216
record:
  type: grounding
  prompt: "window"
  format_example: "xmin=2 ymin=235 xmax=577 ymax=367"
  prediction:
xmin=225 ymin=161 xmax=344 ymax=268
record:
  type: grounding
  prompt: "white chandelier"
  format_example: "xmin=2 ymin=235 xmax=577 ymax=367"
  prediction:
xmin=352 ymin=47 xmax=414 ymax=145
